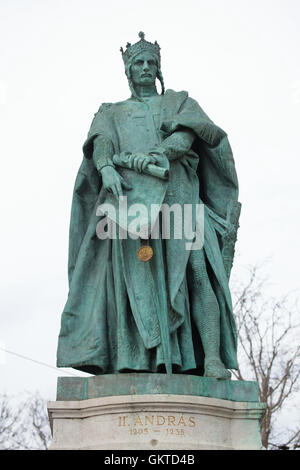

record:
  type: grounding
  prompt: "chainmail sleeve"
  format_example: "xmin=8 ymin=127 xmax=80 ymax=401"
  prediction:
xmin=150 ymin=129 xmax=195 ymax=161
xmin=92 ymin=134 xmax=115 ymax=174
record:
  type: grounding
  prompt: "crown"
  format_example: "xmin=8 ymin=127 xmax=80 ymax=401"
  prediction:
xmin=120 ymin=32 xmax=161 ymax=66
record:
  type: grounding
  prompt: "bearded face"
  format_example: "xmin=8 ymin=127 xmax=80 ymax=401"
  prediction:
xmin=129 ymin=52 xmax=159 ymax=87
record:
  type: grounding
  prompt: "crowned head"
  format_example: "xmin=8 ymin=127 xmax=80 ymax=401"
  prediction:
xmin=120 ymin=32 xmax=165 ymax=98
xmin=121 ymin=32 xmax=161 ymax=68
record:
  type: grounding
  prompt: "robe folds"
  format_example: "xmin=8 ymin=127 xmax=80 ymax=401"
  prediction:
xmin=56 ymin=89 xmax=241 ymax=374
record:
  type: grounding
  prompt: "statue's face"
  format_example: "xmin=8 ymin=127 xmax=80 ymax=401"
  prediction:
xmin=130 ymin=52 xmax=158 ymax=86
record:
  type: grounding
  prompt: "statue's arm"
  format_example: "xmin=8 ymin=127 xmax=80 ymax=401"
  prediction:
xmin=92 ymin=134 xmax=132 ymax=198
xmin=150 ymin=129 xmax=195 ymax=162
xmin=92 ymin=134 xmax=115 ymax=174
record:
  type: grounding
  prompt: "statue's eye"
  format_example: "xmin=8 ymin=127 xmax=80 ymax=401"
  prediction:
xmin=135 ymin=61 xmax=143 ymax=66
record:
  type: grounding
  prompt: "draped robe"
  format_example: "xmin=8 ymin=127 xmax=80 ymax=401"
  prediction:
xmin=56 ymin=89 xmax=241 ymax=375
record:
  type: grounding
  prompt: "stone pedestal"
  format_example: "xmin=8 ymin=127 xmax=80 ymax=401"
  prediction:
xmin=47 ymin=374 xmax=265 ymax=450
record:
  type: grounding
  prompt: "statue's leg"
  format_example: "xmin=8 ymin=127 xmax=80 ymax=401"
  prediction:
xmin=188 ymin=249 xmax=231 ymax=379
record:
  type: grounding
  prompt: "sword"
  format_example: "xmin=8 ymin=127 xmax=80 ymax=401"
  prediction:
xmin=145 ymin=238 xmax=172 ymax=375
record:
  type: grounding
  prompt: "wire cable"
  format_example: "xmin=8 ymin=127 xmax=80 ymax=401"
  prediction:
xmin=0 ymin=347 xmax=82 ymax=377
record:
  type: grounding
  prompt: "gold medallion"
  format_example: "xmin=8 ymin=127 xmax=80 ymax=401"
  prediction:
xmin=137 ymin=245 xmax=153 ymax=262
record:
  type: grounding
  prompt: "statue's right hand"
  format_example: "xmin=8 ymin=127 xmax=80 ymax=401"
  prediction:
xmin=101 ymin=166 xmax=132 ymax=199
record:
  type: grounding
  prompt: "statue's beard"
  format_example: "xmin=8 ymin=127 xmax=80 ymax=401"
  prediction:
xmin=127 ymin=71 xmax=165 ymax=100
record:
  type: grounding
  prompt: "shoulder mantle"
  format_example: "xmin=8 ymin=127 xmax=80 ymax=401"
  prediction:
xmin=94 ymin=102 xmax=113 ymax=116
xmin=165 ymin=88 xmax=189 ymax=98
xmin=94 ymin=99 xmax=131 ymax=117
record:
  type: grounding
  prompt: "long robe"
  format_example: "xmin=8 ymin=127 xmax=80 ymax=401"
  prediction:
xmin=56 ymin=89 xmax=241 ymax=374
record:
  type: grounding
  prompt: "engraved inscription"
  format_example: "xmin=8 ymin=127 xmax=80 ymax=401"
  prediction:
xmin=117 ymin=414 xmax=196 ymax=438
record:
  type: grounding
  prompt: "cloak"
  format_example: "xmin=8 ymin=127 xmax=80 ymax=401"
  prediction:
xmin=56 ymin=90 xmax=241 ymax=373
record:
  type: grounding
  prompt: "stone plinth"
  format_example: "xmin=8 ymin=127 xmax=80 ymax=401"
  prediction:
xmin=47 ymin=374 xmax=265 ymax=450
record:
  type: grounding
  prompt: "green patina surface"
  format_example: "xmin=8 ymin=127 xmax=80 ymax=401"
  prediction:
xmin=56 ymin=33 xmax=242 ymax=381
xmin=57 ymin=374 xmax=259 ymax=403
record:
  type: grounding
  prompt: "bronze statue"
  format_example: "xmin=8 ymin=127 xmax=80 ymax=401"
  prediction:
xmin=57 ymin=32 xmax=241 ymax=379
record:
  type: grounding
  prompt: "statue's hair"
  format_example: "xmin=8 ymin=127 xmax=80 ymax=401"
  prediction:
xmin=125 ymin=55 xmax=165 ymax=101
xmin=156 ymin=68 xmax=165 ymax=95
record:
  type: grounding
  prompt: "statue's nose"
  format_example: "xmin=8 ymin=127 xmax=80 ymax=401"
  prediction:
xmin=143 ymin=62 xmax=150 ymax=71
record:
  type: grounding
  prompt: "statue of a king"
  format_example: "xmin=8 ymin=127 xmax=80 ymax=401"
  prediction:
xmin=56 ymin=32 xmax=241 ymax=380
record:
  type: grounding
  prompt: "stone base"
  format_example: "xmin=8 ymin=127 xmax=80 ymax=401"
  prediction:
xmin=47 ymin=374 xmax=265 ymax=450
xmin=48 ymin=394 xmax=265 ymax=450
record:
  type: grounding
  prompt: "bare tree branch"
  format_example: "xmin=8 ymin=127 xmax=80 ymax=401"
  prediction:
xmin=232 ymin=263 xmax=300 ymax=449
xmin=0 ymin=392 xmax=51 ymax=450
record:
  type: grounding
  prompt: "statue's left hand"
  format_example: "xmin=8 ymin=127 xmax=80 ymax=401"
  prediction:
xmin=128 ymin=153 xmax=156 ymax=173
xmin=147 ymin=152 xmax=166 ymax=168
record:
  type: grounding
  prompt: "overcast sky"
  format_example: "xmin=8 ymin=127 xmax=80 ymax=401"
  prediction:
xmin=0 ymin=0 xmax=299 ymax=430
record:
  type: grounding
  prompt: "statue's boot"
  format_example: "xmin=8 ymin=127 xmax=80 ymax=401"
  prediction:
xmin=204 ymin=356 xmax=231 ymax=380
